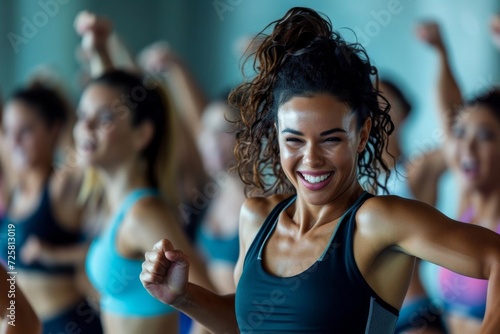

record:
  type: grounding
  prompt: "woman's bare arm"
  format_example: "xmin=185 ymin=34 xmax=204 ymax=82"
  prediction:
xmin=138 ymin=43 xmax=208 ymax=137
xmin=140 ymin=196 xmax=282 ymax=333
xmin=417 ymin=22 xmax=463 ymax=136
xmin=140 ymin=238 xmax=238 ymax=334
xmin=407 ymin=148 xmax=447 ymax=206
xmin=364 ymin=196 xmax=500 ymax=333
xmin=75 ymin=11 xmax=114 ymax=77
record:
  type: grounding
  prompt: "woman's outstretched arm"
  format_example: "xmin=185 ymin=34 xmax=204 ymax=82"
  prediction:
xmin=138 ymin=43 xmax=208 ymax=137
xmin=74 ymin=11 xmax=114 ymax=77
xmin=140 ymin=239 xmax=238 ymax=334
xmin=417 ymin=22 xmax=463 ymax=136
xmin=362 ymin=196 xmax=500 ymax=333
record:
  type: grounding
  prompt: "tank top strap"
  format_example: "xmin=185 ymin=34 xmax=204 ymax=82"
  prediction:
xmin=5 ymin=179 xmax=50 ymax=213
xmin=344 ymin=191 xmax=375 ymax=273
xmin=108 ymin=188 xmax=159 ymax=240
xmin=318 ymin=191 xmax=370 ymax=261
xmin=257 ymin=195 xmax=297 ymax=260
xmin=342 ymin=191 xmax=398 ymax=314
xmin=242 ymin=195 xmax=296 ymax=267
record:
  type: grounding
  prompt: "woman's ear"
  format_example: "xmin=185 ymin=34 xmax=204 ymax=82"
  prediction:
xmin=133 ymin=121 xmax=155 ymax=153
xmin=357 ymin=117 xmax=372 ymax=153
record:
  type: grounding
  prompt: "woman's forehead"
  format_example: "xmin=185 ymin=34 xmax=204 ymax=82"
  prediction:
xmin=4 ymin=100 xmax=40 ymax=123
xmin=277 ymin=94 xmax=354 ymax=129
xmin=456 ymin=105 xmax=500 ymax=127
xmin=81 ymin=84 xmax=121 ymax=104
xmin=79 ymin=85 xmax=125 ymax=113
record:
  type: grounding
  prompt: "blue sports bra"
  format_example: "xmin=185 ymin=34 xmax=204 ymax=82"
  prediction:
xmin=196 ymin=224 xmax=239 ymax=264
xmin=86 ymin=188 xmax=176 ymax=316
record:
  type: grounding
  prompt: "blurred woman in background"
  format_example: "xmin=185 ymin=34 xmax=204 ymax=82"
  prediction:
xmin=195 ymin=97 xmax=245 ymax=295
xmin=377 ymin=77 xmax=448 ymax=333
xmin=0 ymin=82 xmax=102 ymax=333
xmin=76 ymin=11 xmax=210 ymax=241
xmin=403 ymin=21 xmax=500 ymax=334
xmin=77 ymin=69 xmax=214 ymax=334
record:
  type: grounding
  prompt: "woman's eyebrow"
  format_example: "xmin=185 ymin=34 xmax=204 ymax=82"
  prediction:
xmin=281 ymin=128 xmax=346 ymax=136
xmin=281 ymin=128 xmax=303 ymax=135
xmin=320 ymin=128 xmax=346 ymax=136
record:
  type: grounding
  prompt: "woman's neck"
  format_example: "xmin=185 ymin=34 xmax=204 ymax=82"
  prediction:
xmin=99 ymin=160 xmax=151 ymax=213
xmin=292 ymin=182 xmax=364 ymax=235
xmin=17 ymin=165 xmax=53 ymax=194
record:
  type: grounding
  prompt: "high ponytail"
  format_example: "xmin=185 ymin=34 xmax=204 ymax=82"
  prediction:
xmin=229 ymin=7 xmax=393 ymax=196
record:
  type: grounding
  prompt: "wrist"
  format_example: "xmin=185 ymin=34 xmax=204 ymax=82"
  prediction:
xmin=435 ymin=41 xmax=447 ymax=57
xmin=171 ymin=282 xmax=191 ymax=309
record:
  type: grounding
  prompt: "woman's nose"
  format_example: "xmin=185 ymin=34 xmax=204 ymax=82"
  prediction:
xmin=303 ymin=144 xmax=324 ymax=168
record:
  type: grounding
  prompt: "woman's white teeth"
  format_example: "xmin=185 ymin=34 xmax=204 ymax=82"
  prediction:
xmin=303 ymin=173 xmax=331 ymax=184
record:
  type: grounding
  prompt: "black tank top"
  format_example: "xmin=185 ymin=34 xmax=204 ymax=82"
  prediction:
xmin=235 ymin=191 xmax=399 ymax=333
xmin=0 ymin=183 xmax=82 ymax=274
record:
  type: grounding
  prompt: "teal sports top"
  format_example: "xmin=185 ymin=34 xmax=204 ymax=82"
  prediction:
xmin=86 ymin=188 xmax=176 ymax=316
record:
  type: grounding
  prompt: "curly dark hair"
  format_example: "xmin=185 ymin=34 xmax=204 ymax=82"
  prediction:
xmin=229 ymin=7 xmax=394 ymax=196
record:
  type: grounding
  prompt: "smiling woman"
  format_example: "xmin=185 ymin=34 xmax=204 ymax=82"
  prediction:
xmin=276 ymin=94 xmax=369 ymax=204
xmin=232 ymin=13 xmax=393 ymax=197
xmin=139 ymin=7 xmax=500 ymax=334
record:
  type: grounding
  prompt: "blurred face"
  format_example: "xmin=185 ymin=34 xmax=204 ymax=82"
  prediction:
xmin=198 ymin=102 xmax=236 ymax=172
xmin=74 ymin=84 xmax=138 ymax=169
xmin=2 ymin=100 xmax=58 ymax=171
xmin=449 ymin=106 xmax=500 ymax=192
xmin=277 ymin=94 xmax=370 ymax=205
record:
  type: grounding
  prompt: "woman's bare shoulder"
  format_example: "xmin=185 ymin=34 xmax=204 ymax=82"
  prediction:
xmin=355 ymin=194 xmax=436 ymax=243
xmin=127 ymin=196 xmax=173 ymax=228
xmin=240 ymin=193 xmax=292 ymax=228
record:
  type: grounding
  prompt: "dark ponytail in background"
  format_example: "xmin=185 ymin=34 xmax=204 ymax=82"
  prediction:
xmin=229 ymin=7 xmax=394 ymax=196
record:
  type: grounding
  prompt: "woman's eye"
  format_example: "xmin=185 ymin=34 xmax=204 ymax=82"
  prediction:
xmin=99 ymin=113 xmax=114 ymax=125
xmin=285 ymin=137 xmax=302 ymax=143
xmin=323 ymin=137 xmax=341 ymax=143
